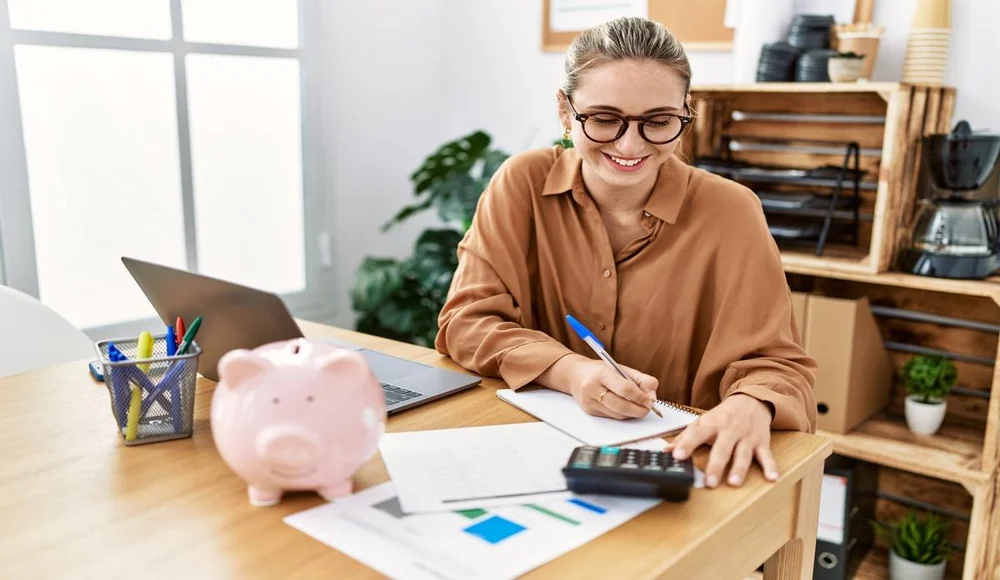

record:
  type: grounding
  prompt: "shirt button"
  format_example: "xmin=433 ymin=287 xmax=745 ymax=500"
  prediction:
xmin=598 ymin=322 xmax=606 ymax=330
xmin=603 ymin=269 xmax=612 ymax=278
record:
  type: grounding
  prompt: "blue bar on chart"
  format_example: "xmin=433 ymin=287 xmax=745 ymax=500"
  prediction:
xmin=568 ymin=498 xmax=607 ymax=514
xmin=463 ymin=516 xmax=527 ymax=544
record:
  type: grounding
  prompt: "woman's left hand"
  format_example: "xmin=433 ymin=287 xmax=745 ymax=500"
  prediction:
xmin=666 ymin=394 xmax=779 ymax=488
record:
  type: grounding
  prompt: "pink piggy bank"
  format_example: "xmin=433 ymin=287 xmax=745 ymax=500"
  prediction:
xmin=211 ymin=338 xmax=386 ymax=506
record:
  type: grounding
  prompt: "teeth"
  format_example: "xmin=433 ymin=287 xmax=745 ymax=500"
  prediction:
xmin=610 ymin=155 xmax=642 ymax=167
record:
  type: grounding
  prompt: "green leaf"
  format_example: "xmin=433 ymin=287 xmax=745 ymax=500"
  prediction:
xmin=381 ymin=197 xmax=435 ymax=232
xmin=351 ymin=257 xmax=403 ymax=313
xmin=901 ymin=355 xmax=958 ymax=399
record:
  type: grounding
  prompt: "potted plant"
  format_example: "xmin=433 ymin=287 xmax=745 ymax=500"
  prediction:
xmin=900 ymin=354 xmax=956 ymax=435
xmin=874 ymin=511 xmax=950 ymax=580
xmin=351 ymin=130 xmax=509 ymax=346
xmin=827 ymin=51 xmax=866 ymax=82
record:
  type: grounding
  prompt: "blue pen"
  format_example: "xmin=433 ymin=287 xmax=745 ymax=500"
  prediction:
xmin=166 ymin=326 xmax=177 ymax=357
xmin=566 ymin=314 xmax=663 ymax=418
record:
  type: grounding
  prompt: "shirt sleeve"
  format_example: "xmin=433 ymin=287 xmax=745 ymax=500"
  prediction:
xmin=435 ymin=152 xmax=575 ymax=389
xmin=694 ymin=188 xmax=819 ymax=433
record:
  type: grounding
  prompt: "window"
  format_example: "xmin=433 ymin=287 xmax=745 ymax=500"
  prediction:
xmin=0 ymin=0 xmax=331 ymax=338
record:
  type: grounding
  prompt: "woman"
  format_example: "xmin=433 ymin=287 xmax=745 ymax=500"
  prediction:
xmin=435 ymin=17 xmax=817 ymax=489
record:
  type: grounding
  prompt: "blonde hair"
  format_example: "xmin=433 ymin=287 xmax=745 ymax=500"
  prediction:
xmin=561 ymin=17 xmax=692 ymax=99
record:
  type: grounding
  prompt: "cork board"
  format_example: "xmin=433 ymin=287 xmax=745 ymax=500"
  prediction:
xmin=542 ymin=0 xmax=734 ymax=52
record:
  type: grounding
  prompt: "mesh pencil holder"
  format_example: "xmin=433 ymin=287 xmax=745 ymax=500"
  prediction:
xmin=95 ymin=335 xmax=202 ymax=446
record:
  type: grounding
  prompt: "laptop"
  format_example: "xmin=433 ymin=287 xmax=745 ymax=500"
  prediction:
xmin=121 ymin=257 xmax=481 ymax=414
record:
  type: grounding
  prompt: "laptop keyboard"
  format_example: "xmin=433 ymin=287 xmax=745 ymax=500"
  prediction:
xmin=381 ymin=383 xmax=423 ymax=407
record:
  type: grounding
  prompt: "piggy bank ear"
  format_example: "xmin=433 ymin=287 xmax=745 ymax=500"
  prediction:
xmin=218 ymin=349 xmax=271 ymax=387
xmin=316 ymin=349 xmax=368 ymax=380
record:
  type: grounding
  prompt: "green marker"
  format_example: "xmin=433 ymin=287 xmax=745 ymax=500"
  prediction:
xmin=177 ymin=316 xmax=202 ymax=355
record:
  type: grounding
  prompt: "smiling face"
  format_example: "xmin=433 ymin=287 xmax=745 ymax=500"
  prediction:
xmin=559 ymin=59 xmax=688 ymax=194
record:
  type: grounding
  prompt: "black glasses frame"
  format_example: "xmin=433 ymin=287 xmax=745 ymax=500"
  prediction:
xmin=566 ymin=97 xmax=693 ymax=145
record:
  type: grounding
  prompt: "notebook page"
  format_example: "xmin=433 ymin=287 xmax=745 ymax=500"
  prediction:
xmin=497 ymin=388 xmax=697 ymax=446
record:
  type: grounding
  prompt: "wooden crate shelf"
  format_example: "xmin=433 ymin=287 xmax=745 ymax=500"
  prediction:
xmin=687 ymin=82 xmax=956 ymax=275
xmin=819 ymin=416 xmax=989 ymax=493
xmin=785 ymin=263 xmax=1000 ymax=303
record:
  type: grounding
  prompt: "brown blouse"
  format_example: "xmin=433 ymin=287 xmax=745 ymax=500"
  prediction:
xmin=435 ymin=146 xmax=817 ymax=432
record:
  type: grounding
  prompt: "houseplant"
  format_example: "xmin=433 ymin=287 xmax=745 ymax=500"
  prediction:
xmin=900 ymin=354 xmax=956 ymax=435
xmin=827 ymin=51 xmax=867 ymax=82
xmin=874 ymin=511 xmax=950 ymax=580
xmin=351 ymin=130 xmax=509 ymax=346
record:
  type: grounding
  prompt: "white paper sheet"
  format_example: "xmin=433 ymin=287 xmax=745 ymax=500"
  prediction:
xmin=284 ymin=481 xmax=661 ymax=580
xmin=379 ymin=422 xmax=580 ymax=513
xmin=549 ymin=0 xmax=648 ymax=33
xmin=818 ymin=474 xmax=847 ymax=544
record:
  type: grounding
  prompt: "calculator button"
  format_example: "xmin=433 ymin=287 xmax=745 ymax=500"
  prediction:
xmin=596 ymin=453 xmax=618 ymax=467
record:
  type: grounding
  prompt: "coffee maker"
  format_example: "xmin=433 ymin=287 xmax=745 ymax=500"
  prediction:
xmin=899 ymin=121 xmax=1000 ymax=279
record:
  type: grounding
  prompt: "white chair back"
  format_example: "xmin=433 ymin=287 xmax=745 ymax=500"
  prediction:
xmin=0 ymin=285 xmax=94 ymax=378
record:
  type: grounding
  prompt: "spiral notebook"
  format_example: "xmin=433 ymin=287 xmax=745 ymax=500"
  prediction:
xmin=497 ymin=388 xmax=700 ymax=446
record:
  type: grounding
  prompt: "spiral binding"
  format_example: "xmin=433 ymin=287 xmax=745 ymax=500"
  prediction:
xmin=654 ymin=398 xmax=701 ymax=416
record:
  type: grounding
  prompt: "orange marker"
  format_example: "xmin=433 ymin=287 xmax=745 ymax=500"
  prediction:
xmin=175 ymin=317 xmax=186 ymax=347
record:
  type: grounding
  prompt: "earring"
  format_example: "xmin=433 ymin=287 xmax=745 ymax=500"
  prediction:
xmin=563 ymin=126 xmax=571 ymax=140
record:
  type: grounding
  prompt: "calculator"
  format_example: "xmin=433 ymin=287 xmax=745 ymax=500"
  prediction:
xmin=561 ymin=446 xmax=695 ymax=502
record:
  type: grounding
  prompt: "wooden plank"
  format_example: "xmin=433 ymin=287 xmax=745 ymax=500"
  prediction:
xmin=693 ymin=91 xmax=889 ymax=117
xmin=968 ymin=476 xmax=1000 ymax=580
xmin=982 ymin=338 xmax=1000 ymax=479
xmin=938 ymin=88 xmax=957 ymax=133
xmin=895 ymin=87 xmax=929 ymax=262
xmin=783 ymin=265 xmax=1000 ymax=303
xmin=808 ymin=279 xmax=1000 ymax=324
xmin=879 ymin=318 xmax=998 ymax=361
xmin=871 ymin=86 xmax=912 ymax=272
xmin=924 ymin=87 xmax=943 ymax=137
xmin=692 ymin=95 xmax=714 ymax=159
xmin=727 ymin=149 xmax=882 ymax=179
xmin=724 ymin=121 xmax=885 ymax=150
xmin=818 ymin=415 xmax=988 ymax=492
xmin=878 ymin=467 xmax=973 ymax=517
xmin=692 ymin=82 xmax=901 ymax=94
xmin=782 ymin=250 xmax=877 ymax=274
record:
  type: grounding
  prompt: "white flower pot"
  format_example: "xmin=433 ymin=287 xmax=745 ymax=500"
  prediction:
xmin=889 ymin=549 xmax=947 ymax=580
xmin=905 ymin=395 xmax=947 ymax=435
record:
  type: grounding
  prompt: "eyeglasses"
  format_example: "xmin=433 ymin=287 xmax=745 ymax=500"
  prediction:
xmin=566 ymin=97 xmax=692 ymax=145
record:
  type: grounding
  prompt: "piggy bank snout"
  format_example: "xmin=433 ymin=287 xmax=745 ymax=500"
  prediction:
xmin=256 ymin=426 xmax=322 ymax=473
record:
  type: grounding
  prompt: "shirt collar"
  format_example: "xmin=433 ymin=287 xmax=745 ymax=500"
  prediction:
xmin=542 ymin=147 xmax=691 ymax=224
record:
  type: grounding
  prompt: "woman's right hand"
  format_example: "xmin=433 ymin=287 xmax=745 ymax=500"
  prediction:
xmin=541 ymin=354 xmax=659 ymax=419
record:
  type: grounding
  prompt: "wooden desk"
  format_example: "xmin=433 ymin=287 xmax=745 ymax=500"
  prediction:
xmin=0 ymin=321 xmax=831 ymax=579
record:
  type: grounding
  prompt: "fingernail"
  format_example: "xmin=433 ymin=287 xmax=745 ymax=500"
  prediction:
xmin=767 ymin=471 xmax=779 ymax=480
xmin=706 ymin=475 xmax=719 ymax=488
xmin=672 ymin=449 xmax=686 ymax=460
xmin=729 ymin=474 xmax=742 ymax=486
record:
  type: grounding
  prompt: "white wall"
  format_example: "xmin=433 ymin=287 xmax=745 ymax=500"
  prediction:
xmin=319 ymin=0 xmax=449 ymax=327
xmin=442 ymin=0 xmax=734 ymax=154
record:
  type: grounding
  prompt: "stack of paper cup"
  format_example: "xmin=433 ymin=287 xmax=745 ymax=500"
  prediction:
xmin=902 ymin=0 xmax=951 ymax=85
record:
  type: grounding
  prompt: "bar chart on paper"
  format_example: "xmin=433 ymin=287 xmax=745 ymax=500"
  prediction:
xmin=284 ymin=482 xmax=660 ymax=580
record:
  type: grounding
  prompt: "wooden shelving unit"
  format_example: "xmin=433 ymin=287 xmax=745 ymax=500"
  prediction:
xmin=818 ymin=416 xmax=987 ymax=492
xmin=788 ymin=264 xmax=1000 ymax=580
xmin=693 ymin=83 xmax=999 ymax=579
xmin=785 ymin=262 xmax=1000 ymax=302
xmin=688 ymin=82 xmax=957 ymax=275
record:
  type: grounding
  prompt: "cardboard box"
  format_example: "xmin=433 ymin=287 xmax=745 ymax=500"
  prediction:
xmin=801 ymin=294 xmax=894 ymax=434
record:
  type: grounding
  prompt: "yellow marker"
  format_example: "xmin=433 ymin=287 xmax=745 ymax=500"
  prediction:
xmin=125 ymin=383 xmax=141 ymax=441
xmin=136 ymin=331 xmax=153 ymax=373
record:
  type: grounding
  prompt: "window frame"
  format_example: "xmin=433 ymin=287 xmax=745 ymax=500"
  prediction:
xmin=0 ymin=0 xmax=334 ymax=339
